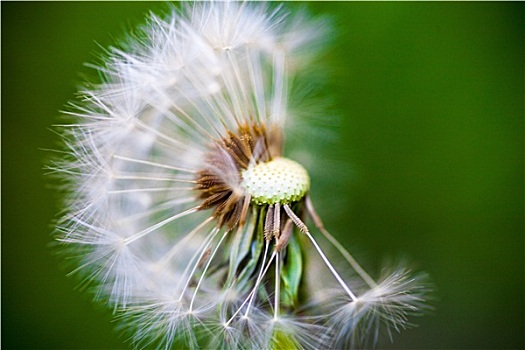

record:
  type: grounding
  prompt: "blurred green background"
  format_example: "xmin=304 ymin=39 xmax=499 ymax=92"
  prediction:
xmin=2 ymin=2 xmax=523 ymax=349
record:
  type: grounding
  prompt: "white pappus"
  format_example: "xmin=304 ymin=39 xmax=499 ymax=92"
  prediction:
xmin=51 ymin=2 xmax=431 ymax=349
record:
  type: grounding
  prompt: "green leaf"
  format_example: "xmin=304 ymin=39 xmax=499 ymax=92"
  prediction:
xmin=235 ymin=207 xmax=266 ymax=290
xmin=225 ymin=209 xmax=257 ymax=288
xmin=271 ymin=328 xmax=301 ymax=350
xmin=280 ymin=231 xmax=303 ymax=308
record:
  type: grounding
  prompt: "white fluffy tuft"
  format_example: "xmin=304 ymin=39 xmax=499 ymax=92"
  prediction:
xmin=52 ymin=2 xmax=430 ymax=349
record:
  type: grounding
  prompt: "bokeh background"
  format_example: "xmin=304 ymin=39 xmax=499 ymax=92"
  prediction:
xmin=2 ymin=2 xmax=523 ymax=349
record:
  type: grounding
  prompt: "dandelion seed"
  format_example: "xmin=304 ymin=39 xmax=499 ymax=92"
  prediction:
xmin=52 ymin=2 xmax=431 ymax=349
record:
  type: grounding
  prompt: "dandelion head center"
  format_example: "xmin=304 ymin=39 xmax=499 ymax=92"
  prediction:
xmin=195 ymin=123 xmax=283 ymax=229
xmin=241 ymin=157 xmax=310 ymax=205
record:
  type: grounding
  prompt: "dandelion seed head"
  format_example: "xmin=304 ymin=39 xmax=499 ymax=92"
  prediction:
xmin=52 ymin=2 xmax=430 ymax=349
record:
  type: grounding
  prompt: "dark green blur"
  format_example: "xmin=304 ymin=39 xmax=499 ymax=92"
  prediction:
xmin=2 ymin=2 xmax=523 ymax=349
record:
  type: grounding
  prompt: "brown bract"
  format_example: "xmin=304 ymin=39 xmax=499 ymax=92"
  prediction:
xmin=195 ymin=123 xmax=283 ymax=230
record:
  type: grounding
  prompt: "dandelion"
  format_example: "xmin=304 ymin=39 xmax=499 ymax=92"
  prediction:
xmin=52 ymin=2 xmax=431 ymax=349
